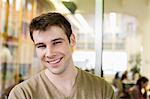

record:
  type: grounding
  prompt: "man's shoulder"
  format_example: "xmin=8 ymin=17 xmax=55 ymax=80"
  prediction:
xmin=79 ymin=69 xmax=109 ymax=85
xmin=12 ymin=70 xmax=45 ymax=91
xmin=78 ymin=69 xmax=115 ymax=98
xmin=8 ymin=70 xmax=48 ymax=99
xmin=79 ymin=69 xmax=115 ymax=91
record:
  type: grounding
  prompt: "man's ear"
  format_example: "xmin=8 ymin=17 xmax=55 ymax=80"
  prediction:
xmin=70 ymin=33 xmax=76 ymax=47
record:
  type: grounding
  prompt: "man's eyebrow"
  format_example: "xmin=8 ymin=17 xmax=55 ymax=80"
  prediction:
xmin=34 ymin=43 xmax=44 ymax=47
xmin=34 ymin=38 xmax=65 ymax=46
xmin=51 ymin=38 xmax=64 ymax=42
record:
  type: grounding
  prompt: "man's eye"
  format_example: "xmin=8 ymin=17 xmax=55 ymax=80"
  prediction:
xmin=37 ymin=45 xmax=46 ymax=48
xmin=53 ymin=41 xmax=62 ymax=45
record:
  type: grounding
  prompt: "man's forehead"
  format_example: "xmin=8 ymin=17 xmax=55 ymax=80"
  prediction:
xmin=33 ymin=30 xmax=67 ymax=43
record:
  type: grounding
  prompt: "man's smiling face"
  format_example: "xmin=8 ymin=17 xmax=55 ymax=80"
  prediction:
xmin=33 ymin=26 xmax=75 ymax=75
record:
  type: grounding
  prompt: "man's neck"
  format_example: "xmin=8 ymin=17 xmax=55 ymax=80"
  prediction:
xmin=45 ymin=66 xmax=78 ymax=97
xmin=45 ymin=65 xmax=77 ymax=80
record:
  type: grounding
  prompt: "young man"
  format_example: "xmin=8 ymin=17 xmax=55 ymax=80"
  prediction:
xmin=8 ymin=12 xmax=116 ymax=99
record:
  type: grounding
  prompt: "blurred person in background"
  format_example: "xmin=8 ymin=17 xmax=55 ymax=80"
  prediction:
xmin=8 ymin=12 xmax=116 ymax=99
xmin=121 ymin=70 xmax=129 ymax=84
xmin=129 ymin=76 xmax=149 ymax=99
xmin=0 ymin=42 xmax=12 ymax=91
xmin=112 ymin=72 xmax=123 ymax=98
xmin=120 ymin=70 xmax=132 ymax=98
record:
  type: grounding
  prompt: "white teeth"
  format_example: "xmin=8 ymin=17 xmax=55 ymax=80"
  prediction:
xmin=48 ymin=58 xmax=61 ymax=64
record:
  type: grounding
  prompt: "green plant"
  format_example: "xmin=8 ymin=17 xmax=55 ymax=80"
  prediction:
xmin=62 ymin=1 xmax=77 ymax=14
xmin=128 ymin=53 xmax=141 ymax=74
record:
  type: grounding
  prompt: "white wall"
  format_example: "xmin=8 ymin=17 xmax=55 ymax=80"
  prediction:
xmin=140 ymin=15 xmax=150 ymax=79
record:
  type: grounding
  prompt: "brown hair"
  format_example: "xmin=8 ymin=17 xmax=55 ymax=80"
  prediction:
xmin=29 ymin=12 xmax=72 ymax=42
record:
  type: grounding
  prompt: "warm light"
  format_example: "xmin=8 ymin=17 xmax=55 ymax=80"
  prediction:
xmin=75 ymin=13 xmax=93 ymax=33
xmin=9 ymin=0 xmax=13 ymax=5
xmin=2 ymin=0 xmax=6 ymax=3
xmin=140 ymin=46 xmax=143 ymax=52
xmin=50 ymin=0 xmax=93 ymax=33
xmin=27 ymin=3 xmax=32 ymax=11
xmin=66 ymin=15 xmax=81 ymax=30
xmin=16 ymin=0 xmax=21 ymax=11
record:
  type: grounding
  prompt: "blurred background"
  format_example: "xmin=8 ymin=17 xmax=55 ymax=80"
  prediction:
xmin=1 ymin=0 xmax=150 ymax=98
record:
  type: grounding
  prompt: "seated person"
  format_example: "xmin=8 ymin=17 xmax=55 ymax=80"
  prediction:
xmin=129 ymin=76 xmax=149 ymax=99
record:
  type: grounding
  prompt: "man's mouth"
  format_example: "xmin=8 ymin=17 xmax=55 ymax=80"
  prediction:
xmin=46 ymin=57 xmax=63 ymax=64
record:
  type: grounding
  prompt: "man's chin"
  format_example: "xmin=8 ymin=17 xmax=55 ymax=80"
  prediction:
xmin=47 ymin=67 xmax=66 ymax=75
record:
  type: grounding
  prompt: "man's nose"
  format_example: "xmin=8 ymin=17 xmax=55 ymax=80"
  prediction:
xmin=45 ymin=46 xmax=54 ymax=58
